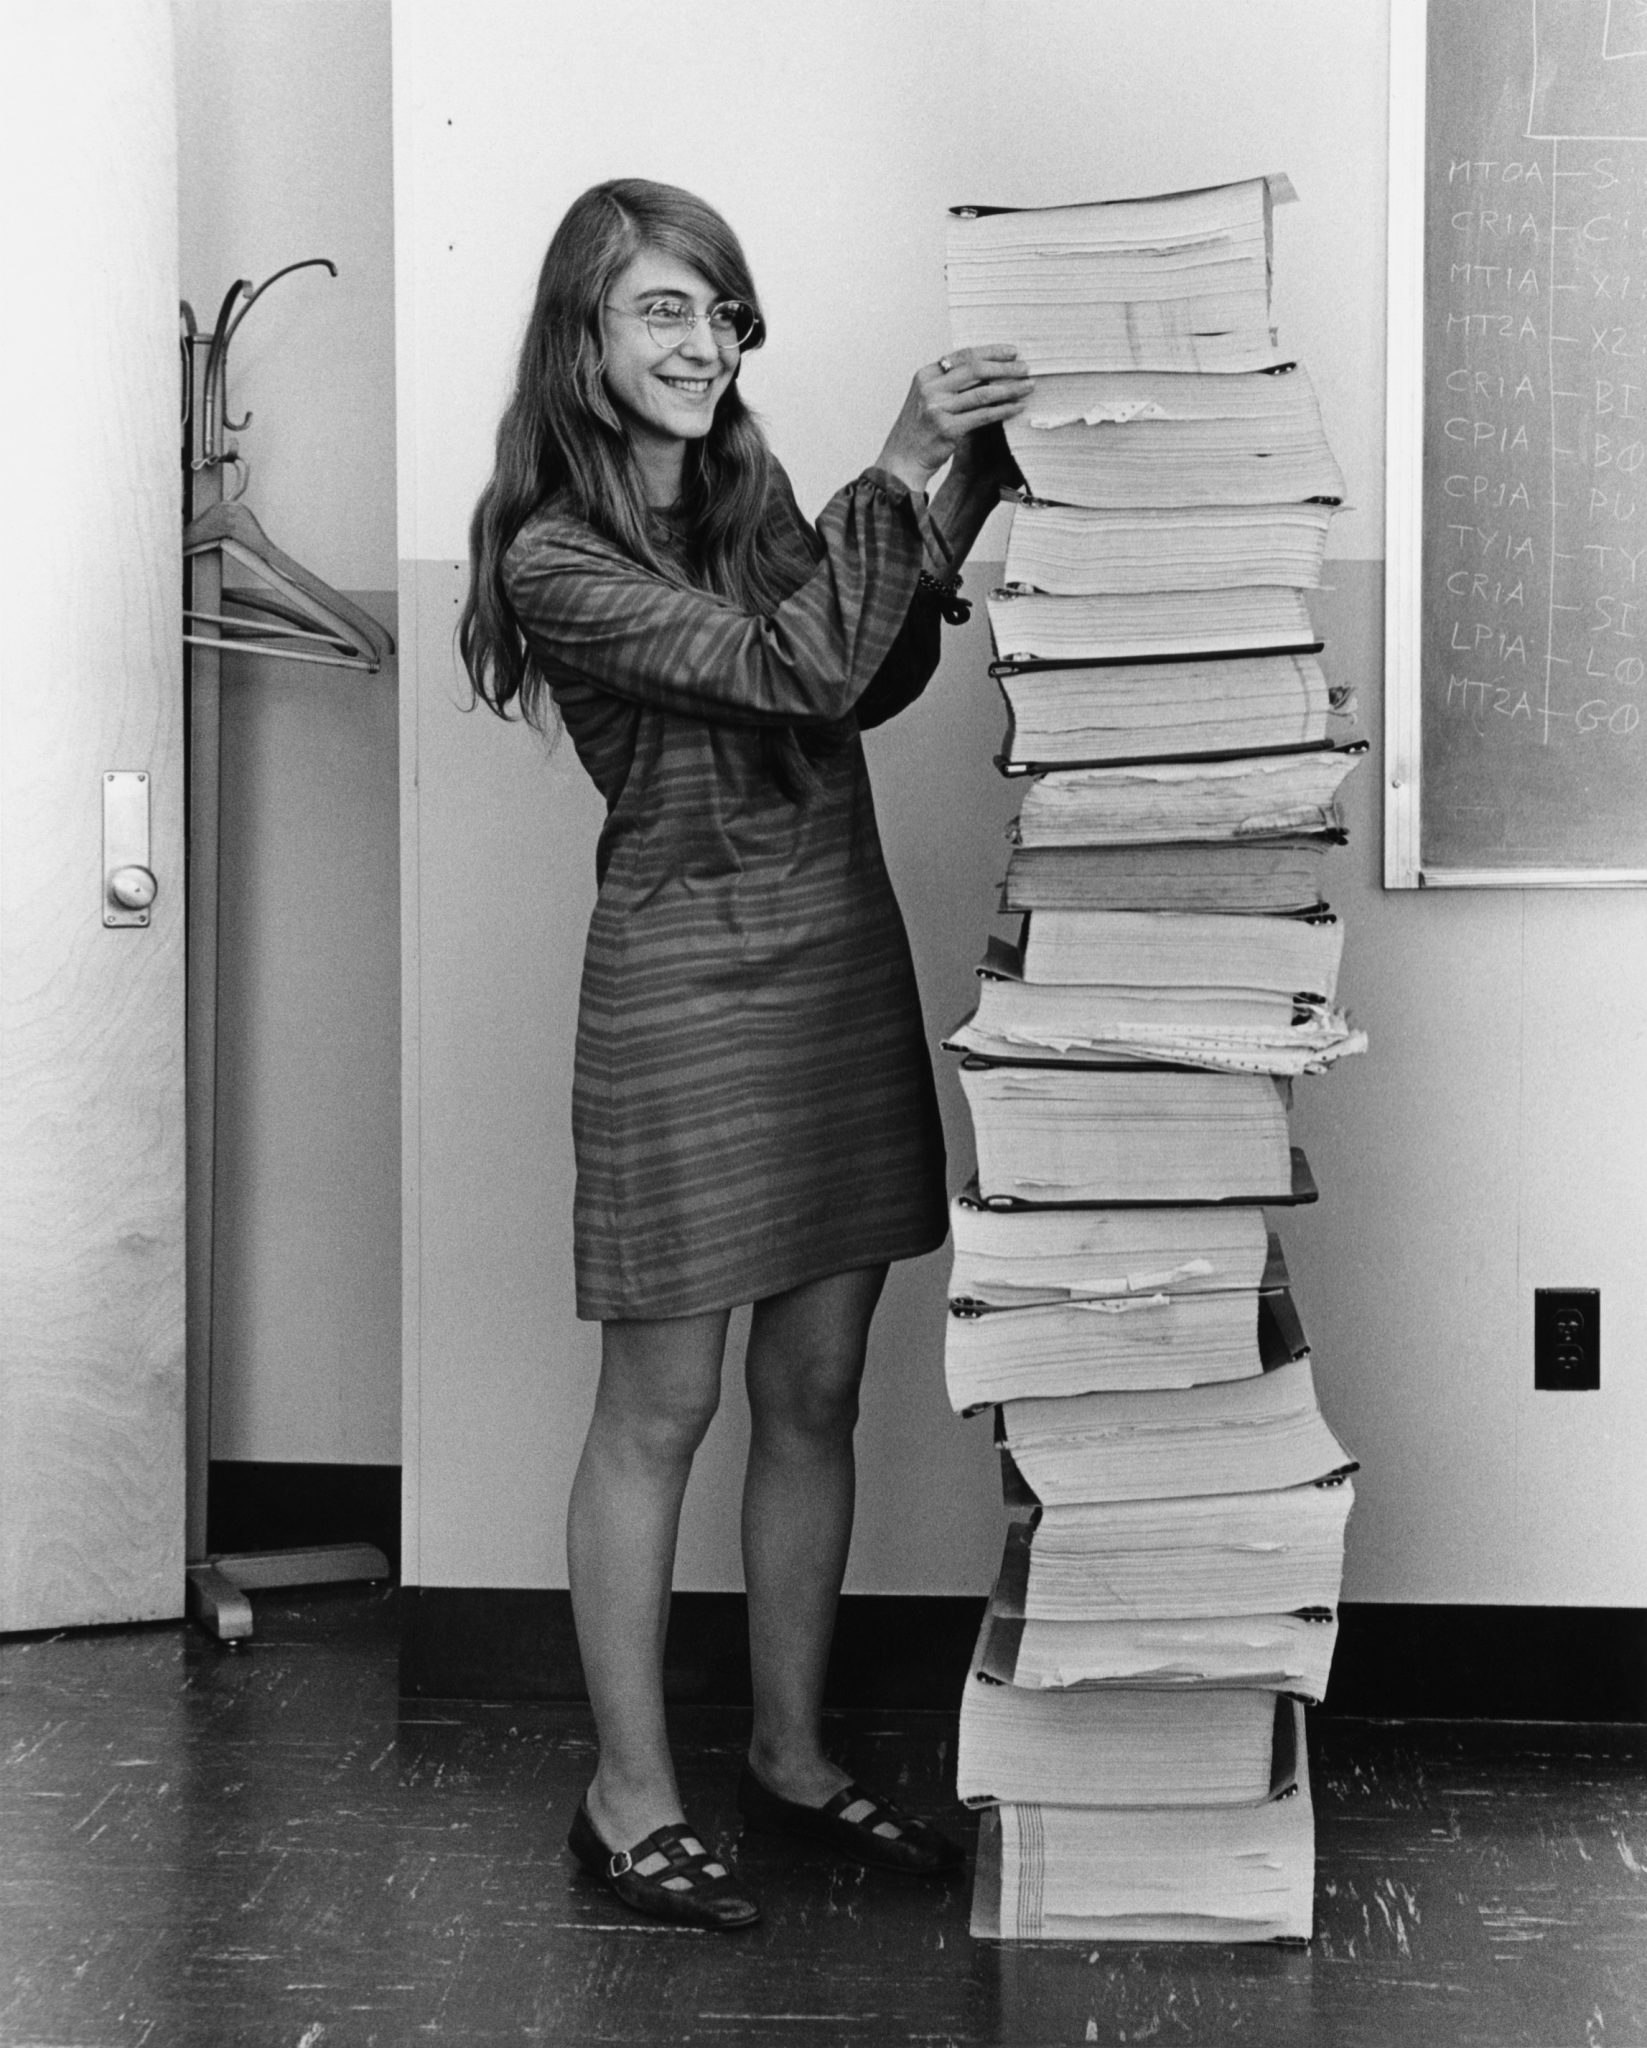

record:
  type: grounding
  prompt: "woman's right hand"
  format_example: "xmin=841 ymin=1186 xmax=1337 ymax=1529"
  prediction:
xmin=873 ymin=345 xmax=1032 ymax=498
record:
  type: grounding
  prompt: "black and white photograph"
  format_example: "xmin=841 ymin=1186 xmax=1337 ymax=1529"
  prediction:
xmin=0 ymin=3 xmax=1643 ymax=2043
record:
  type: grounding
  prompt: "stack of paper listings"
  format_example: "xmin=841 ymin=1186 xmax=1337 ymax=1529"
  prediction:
xmin=943 ymin=175 xmax=1364 ymax=1944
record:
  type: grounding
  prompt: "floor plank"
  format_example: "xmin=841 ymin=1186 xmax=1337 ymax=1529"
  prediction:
xmin=1 ymin=1587 xmax=1642 ymax=2047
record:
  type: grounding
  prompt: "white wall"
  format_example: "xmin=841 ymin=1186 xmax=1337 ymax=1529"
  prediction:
xmin=177 ymin=0 xmax=400 ymax=1464
xmin=177 ymin=0 xmax=397 ymax=590
xmin=394 ymin=0 xmax=1385 ymax=564
xmin=397 ymin=0 xmax=1646 ymax=1606
xmin=1292 ymin=569 xmax=1647 ymax=1605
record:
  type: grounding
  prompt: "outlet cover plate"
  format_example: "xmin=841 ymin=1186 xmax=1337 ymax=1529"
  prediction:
xmin=1534 ymin=1288 xmax=1600 ymax=1391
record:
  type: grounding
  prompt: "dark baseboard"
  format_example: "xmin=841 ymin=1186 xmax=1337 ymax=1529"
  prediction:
xmin=399 ymin=1587 xmax=985 ymax=1710
xmin=1325 ymin=1603 xmax=1647 ymax=1721
xmin=398 ymin=1587 xmax=1647 ymax=1721
xmin=208 ymin=1461 xmax=402 ymax=1577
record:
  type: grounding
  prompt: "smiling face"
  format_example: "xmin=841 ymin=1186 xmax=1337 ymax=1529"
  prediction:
xmin=599 ymin=248 xmax=740 ymax=502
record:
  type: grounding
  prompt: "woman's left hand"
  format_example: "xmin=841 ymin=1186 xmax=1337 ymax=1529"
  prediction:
xmin=874 ymin=345 xmax=1033 ymax=497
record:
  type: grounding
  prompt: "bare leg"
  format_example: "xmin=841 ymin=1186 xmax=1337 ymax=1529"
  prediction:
xmin=568 ymin=1307 xmax=730 ymax=1851
xmin=741 ymin=1264 xmax=888 ymax=1803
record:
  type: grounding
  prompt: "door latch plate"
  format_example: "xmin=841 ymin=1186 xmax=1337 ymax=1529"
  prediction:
xmin=103 ymin=771 xmax=153 ymax=927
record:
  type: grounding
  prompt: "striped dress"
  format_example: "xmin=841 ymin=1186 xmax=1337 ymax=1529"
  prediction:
xmin=503 ymin=464 xmax=953 ymax=1321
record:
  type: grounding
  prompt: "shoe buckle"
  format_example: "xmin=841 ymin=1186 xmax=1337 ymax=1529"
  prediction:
xmin=608 ymin=1850 xmax=633 ymax=1877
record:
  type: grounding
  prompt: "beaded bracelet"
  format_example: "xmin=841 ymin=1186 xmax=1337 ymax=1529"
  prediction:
xmin=918 ymin=571 xmax=972 ymax=625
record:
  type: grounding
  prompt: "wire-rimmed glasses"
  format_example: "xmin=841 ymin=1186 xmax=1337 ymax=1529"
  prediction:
xmin=609 ymin=295 xmax=764 ymax=353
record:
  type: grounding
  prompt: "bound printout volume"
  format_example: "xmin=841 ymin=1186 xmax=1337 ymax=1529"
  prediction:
xmin=986 ymin=584 xmax=1321 ymax=664
xmin=970 ymin=1700 xmax=1316 ymax=1944
xmin=1006 ymin=908 xmax=1344 ymax=996
xmin=942 ymin=174 xmax=1364 ymax=1944
xmin=991 ymin=1476 xmax=1354 ymax=1624
xmin=1000 ymin=837 xmax=1338 ymax=916
xmin=958 ymin=1065 xmax=1297 ymax=1208
xmin=958 ymin=1682 xmax=1286 ymax=1810
xmin=1002 ymin=501 xmax=1338 ymax=597
xmin=947 ymin=973 xmax=1362 ymax=1077
xmin=995 ymin=1356 xmax=1352 ymax=1503
xmin=1006 ymin=751 xmax=1361 ymax=849
xmin=945 ymin=914 xmax=1365 ymax=1076
xmin=944 ymin=1249 xmax=1308 ymax=1407
xmin=995 ymin=653 xmax=1354 ymax=771
xmin=1004 ymin=366 xmax=1345 ymax=509
xmin=945 ymin=177 xmax=1296 ymax=376
xmin=974 ymin=1609 xmax=1340 ymax=1701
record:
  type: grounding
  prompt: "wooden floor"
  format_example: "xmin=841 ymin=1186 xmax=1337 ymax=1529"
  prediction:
xmin=1 ymin=1588 xmax=1643 ymax=2048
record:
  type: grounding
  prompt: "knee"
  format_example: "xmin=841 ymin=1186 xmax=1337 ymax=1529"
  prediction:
xmin=594 ymin=1375 xmax=721 ymax=1470
xmin=591 ymin=1314 xmax=727 ymax=1470
xmin=751 ymin=1350 xmax=863 ymax=1448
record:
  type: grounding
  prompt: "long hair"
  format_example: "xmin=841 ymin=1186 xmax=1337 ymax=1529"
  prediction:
xmin=461 ymin=178 xmax=814 ymax=733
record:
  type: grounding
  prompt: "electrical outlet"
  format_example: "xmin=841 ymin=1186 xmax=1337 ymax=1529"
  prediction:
xmin=1534 ymin=1288 xmax=1600 ymax=1391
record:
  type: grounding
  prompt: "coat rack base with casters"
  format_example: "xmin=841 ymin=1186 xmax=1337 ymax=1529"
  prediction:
xmin=182 ymin=263 xmax=394 ymax=1645
xmin=186 ymin=1544 xmax=392 ymax=1643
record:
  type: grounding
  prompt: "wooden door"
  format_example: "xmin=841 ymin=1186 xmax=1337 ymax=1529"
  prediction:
xmin=0 ymin=2 xmax=186 ymax=1629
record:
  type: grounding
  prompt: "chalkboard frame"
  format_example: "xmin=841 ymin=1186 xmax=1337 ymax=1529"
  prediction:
xmin=1383 ymin=0 xmax=1647 ymax=888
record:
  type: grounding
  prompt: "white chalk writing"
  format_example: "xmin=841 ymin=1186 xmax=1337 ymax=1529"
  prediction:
xmin=1433 ymin=132 xmax=1647 ymax=752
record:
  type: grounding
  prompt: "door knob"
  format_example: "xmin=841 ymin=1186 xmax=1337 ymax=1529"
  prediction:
xmin=109 ymin=864 xmax=158 ymax=911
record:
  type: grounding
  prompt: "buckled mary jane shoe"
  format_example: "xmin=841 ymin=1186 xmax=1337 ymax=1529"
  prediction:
xmin=566 ymin=1798 xmax=762 ymax=1930
xmin=737 ymin=1762 xmax=965 ymax=1878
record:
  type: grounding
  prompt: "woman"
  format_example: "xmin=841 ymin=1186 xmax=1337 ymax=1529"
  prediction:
xmin=461 ymin=178 xmax=1029 ymax=1931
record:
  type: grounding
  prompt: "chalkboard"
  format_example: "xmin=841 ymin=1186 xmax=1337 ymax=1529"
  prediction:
xmin=1387 ymin=0 xmax=1647 ymax=883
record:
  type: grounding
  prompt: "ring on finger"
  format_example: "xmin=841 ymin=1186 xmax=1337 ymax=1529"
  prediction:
xmin=938 ymin=354 xmax=953 ymax=374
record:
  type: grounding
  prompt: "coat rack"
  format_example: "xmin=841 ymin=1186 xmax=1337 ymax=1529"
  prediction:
xmin=181 ymin=262 xmax=393 ymax=1643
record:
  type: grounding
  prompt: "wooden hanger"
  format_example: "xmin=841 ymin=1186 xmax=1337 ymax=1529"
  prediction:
xmin=182 ymin=260 xmax=393 ymax=676
xmin=184 ymin=499 xmax=393 ymax=673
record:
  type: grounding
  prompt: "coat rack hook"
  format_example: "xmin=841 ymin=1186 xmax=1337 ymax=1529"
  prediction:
xmin=201 ymin=258 xmax=339 ymax=461
xmin=179 ymin=302 xmax=199 ymax=433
